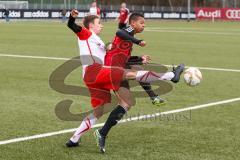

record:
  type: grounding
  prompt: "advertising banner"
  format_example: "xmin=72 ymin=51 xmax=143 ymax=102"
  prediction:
xmin=195 ymin=8 xmax=240 ymax=20
xmin=0 ymin=9 xmax=195 ymax=19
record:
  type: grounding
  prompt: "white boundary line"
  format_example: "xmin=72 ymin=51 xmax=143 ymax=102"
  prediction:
xmin=145 ymin=29 xmax=240 ymax=36
xmin=146 ymin=27 xmax=240 ymax=32
xmin=162 ymin=64 xmax=240 ymax=72
xmin=1 ymin=53 xmax=240 ymax=73
xmin=0 ymin=97 xmax=240 ymax=146
xmin=0 ymin=53 xmax=70 ymax=61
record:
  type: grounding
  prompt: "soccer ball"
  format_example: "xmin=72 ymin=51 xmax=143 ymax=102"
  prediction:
xmin=183 ymin=67 xmax=202 ymax=86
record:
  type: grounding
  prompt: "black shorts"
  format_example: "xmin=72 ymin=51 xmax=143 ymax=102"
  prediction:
xmin=118 ymin=23 xmax=127 ymax=29
xmin=120 ymin=80 xmax=130 ymax=89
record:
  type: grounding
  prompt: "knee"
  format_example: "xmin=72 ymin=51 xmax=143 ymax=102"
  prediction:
xmin=119 ymin=99 xmax=136 ymax=111
xmin=94 ymin=112 xmax=102 ymax=119
xmin=128 ymin=99 xmax=136 ymax=108
xmin=124 ymin=70 xmax=137 ymax=80
xmin=93 ymin=108 xmax=103 ymax=119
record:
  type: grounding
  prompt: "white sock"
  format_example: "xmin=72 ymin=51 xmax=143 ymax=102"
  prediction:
xmin=70 ymin=113 xmax=97 ymax=143
xmin=159 ymin=72 xmax=175 ymax=80
xmin=136 ymin=71 xmax=174 ymax=83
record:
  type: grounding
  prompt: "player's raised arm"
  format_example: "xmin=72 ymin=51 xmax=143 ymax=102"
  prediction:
xmin=67 ymin=10 xmax=92 ymax=40
xmin=67 ymin=9 xmax=82 ymax=33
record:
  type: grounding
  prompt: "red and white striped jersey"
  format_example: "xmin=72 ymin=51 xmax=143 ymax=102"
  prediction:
xmin=76 ymin=27 xmax=106 ymax=77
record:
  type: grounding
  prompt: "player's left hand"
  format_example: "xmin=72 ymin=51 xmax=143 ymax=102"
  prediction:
xmin=105 ymin=42 xmax=112 ymax=51
xmin=141 ymin=55 xmax=151 ymax=64
xmin=139 ymin=41 xmax=146 ymax=47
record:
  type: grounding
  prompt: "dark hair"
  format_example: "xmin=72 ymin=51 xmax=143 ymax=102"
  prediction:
xmin=129 ymin=13 xmax=144 ymax=23
xmin=83 ymin=15 xmax=99 ymax=29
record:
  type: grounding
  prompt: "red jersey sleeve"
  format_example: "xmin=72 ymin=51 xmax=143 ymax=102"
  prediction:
xmin=76 ymin=27 xmax=92 ymax=40
xmin=97 ymin=8 xmax=101 ymax=16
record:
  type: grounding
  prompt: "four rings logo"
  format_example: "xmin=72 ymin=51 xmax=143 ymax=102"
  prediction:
xmin=226 ymin=10 xmax=240 ymax=19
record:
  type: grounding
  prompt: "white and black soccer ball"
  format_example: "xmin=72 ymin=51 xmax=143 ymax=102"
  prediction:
xmin=183 ymin=67 xmax=202 ymax=86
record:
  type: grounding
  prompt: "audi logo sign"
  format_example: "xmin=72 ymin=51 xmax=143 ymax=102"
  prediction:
xmin=226 ymin=10 xmax=240 ymax=19
xmin=195 ymin=8 xmax=240 ymax=20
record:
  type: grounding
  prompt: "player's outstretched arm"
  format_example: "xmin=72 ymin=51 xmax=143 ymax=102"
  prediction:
xmin=116 ymin=29 xmax=144 ymax=46
xmin=67 ymin=10 xmax=82 ymax=33
xmin=127 ymin=55 xmax=150 ymax=65
xmin=127 ymin=56 xmax=143 ymax=65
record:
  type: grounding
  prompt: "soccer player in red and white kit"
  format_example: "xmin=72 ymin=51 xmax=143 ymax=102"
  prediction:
xmin=89 ymin=1 xmax=100 ymax=17
xmin=65 ymin=10 xmax=184 ymax=153
xmin=94 ymin=13 xmax=185 ymax=153
xmin=106 ymin=13 xmax=165 ymax=106
xmin=117 ymin=2 xmax=129 ymax=29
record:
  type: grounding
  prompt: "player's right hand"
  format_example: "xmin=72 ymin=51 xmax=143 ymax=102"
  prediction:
xmin=141 ymin=55 xmax=151 ymax=64
xmin=105 ymin=42 xmax=113 ymax=51
xmin=71 ymin=9 xmax=79 ymax=18
xmin=139 ymin=41 xmax=146 ymax=47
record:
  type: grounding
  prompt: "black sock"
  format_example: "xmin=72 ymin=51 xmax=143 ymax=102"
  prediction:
xmin=99 ymin=105 xmax=126 ymax=137
xmin=139 ymin=82 xmax=158 ymax=100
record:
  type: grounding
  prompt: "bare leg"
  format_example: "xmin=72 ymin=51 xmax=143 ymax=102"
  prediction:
xmin=115 ymin=86 xmax=135 ymax=110
xmin=97 ymin=87 xmax=134 ymax=142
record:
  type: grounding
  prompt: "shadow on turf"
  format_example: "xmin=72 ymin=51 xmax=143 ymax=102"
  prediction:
xmin=49 ymin=56 xmax=173 ymax=121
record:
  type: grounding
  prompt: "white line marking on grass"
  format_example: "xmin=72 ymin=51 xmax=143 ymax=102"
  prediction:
xmin=1 ymin=53 xmax=240 ymax=73
xmin=0 ymin=97 xmax=240 ymax=145
xmin=147 ymin=27 xmax=240 ymax=32
xmin=162 ymin=64 xmax=240 ymax=73
xmin=0 ymin=53 xmax=71 ymax=61
xmin=145 ymin=29 xmax=240 ymax=36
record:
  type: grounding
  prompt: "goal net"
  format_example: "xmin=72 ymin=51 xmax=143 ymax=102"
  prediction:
xmin=0 ymin=1 xmax=29 ymax=9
